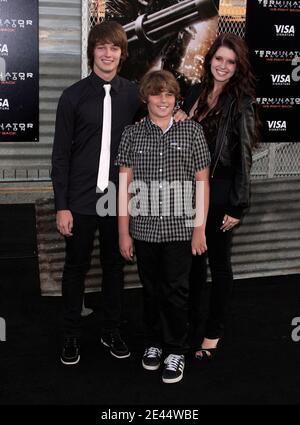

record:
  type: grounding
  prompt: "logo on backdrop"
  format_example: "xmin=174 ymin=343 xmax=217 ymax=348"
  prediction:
xmin=267 ymin=120 xmax=287 ymax=131
xmin=257 ymin=97 xmax=300 ymax=107
xmin=0 ymin=18 xmax=33 ymax=31
xmin=0 ymin=0 xmax=39 ymax=142
xmin=0 ymin=44 xmax=8 ymax=56
xmin=254 ymin=49 xmax=300 ymax=62
xmin=274 ymin=24 xmax=295 ymax=36
xmin=0 ymin=98 xmax=9 ymax=110
xmin=270 ymin=74 xmax=291 ymax=85
xmin=0 ymin=71 xmax=34 ymax=84
xmin=257 ymin=0 xmax=300 ymax=12
xmin=0 ymin=122 xmax=34 ymax=136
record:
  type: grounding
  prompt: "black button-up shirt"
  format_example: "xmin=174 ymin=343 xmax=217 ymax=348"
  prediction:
xmin=51 ymin=71 xmax=141 ymax=214
xmin=116 ymin=117 xmax=211 ymax=242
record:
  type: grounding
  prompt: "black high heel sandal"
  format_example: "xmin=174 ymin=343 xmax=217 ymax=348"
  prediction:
xmin=195 ymin=347 xmax=217 ymax=360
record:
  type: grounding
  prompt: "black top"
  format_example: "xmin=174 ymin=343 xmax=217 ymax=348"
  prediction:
xmin=198 ymin=112 xmax=219 ymax=157
xmin=51 ymin=71 xmax=141 ymax=214
xmin=197 ymin=112 xmax=234 ymax=180
xmin=182 ymin=84 xmax=255 ymax=218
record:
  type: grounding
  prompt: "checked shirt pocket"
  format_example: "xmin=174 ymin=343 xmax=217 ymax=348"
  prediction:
xmin=167 ymin=142 xmax=190 ymax=178
xmin=132 ymin=146 xmax=153 ymax=179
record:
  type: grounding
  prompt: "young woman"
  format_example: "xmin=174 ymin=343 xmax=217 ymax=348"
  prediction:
xmin=175 ymin=33 xmax=260 ymax=359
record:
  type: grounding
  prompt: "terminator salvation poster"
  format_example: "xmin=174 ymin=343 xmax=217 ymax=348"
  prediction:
xmin=105 ymin=0 xmax=221 ymax=95
xmin=0 ymin=0 xmax=39 ymax=142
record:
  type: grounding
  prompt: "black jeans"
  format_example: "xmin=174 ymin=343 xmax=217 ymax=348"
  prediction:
xmin=62 ymin=212 xmax=124 ymax=337
xmin=189 ymin=204 xmax=234 ymax=342
xmin=134 ymin=240 xmax=192 ymax=355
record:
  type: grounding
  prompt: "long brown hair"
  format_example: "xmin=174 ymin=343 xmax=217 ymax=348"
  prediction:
xmin=194 ymin=34 xmax=256 ymax=113
xmin=194 ymin=33 xmax=260 ymax=146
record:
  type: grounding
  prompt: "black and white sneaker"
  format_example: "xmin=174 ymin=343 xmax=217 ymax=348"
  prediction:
xmin=142 ymin=347 xmax=162 ymax=370
xmin=101 ymin=330 xmax=130 ymax=359
xmin=162 ymin=354 xmax=185 ymax=383
xmin=60 ymin=337 xmax=80 ymax=365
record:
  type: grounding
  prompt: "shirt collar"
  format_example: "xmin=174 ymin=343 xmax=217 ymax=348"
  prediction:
xmin=163 ymin=117 xmax=174 ymax=134
xmin=90 ymin=71 xmax=121 ymax=93
xmin=144 ymin=116 xmax=175 ymax=134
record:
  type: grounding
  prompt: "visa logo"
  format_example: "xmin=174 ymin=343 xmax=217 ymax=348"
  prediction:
xmin=274 ymin=25 xmax=295 ymax=35
xmin=267 ymin=121 xmax=287 ymax=130
xmin=0 ymin=44 xmax=8 ymax=54
xmin=271 ymin=74 xmax=291 ymax=84
xmin=0 ymin=98 xmax=9 ymax=108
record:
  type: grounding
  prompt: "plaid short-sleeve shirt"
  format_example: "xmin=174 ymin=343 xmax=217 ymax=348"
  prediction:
xmin=116 ymin=117 xmax=210 ymax=242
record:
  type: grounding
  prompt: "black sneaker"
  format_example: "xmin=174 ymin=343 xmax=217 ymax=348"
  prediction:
xmin=60 ymin=337 xmax=80 ymax=365
xmin=101 ymin=330 xmax=130 ymax=359
xmin=162 ymin=354 xmax=185 ymax=383
xmin=142 ymin=347 xmax=162 ymax=370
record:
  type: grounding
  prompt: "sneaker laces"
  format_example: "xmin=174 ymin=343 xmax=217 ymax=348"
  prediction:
xmin=144 ymin=347 xmax=162 ymax=358
xmin=110 ymin=330 xmax=123 ymax=343
xmin=164 ymin=354 xmax=184 ymax=371
xmin=64 ymin=337 xmax=79 ymax=347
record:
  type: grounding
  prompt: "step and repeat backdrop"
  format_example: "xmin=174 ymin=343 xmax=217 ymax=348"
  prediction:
xmin=103 ymin=0 xmax=299 ymax=143
xmin=0 ymin=0 xmax=298 ymax=143
xmin=0 ymin=0 xmax=39 ymax=142
xmin=245 ymin=0 xmax=299 ymax=143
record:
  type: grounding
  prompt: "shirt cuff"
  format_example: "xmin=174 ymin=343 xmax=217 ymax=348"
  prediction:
xmin=115 ymin=160 xmax=132 ymax=168
xmin=54 ymin=197 xmax=69 ymax=212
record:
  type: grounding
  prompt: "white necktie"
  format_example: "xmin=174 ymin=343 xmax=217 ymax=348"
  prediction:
xmin=97 ymin=83 xmax=112 ymax=192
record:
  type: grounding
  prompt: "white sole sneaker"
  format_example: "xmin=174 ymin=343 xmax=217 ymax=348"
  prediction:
xmin=162 ymin=369 xmax=184 ymax=384
xmin=100 ymin=338 xmax=131 ymax=359
xmin=60 ymin=355 xmax=80 ymax=365
xmin=142 ymin=360 xmax=161 ymax=370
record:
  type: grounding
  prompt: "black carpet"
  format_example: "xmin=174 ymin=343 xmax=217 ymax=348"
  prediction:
xmin=1 ymin=260 xmax=300 ymax=406
xmin=1 ymin=204 xmax=300 ymax=408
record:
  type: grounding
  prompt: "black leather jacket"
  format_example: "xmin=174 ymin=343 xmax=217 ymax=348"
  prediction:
xmin=182 ymin=84 xmax=255 ymax=219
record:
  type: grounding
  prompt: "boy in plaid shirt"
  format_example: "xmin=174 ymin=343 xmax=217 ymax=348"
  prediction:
xmin=116 ymin=70 xmax=210 ymax=383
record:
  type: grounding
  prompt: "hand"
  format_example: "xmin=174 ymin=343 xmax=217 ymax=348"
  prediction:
xmin=220 ymin=214 xmax=240 ymax=232
xmin=119 ymin=234 xmax=134 ymax=261
xmin=174 ymin=108 xmax=188 ymax=122
xmin=191 ymin=228 xmax=207 ymax=256
xmin=56 ymin=210 xmax=73 ymax=236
